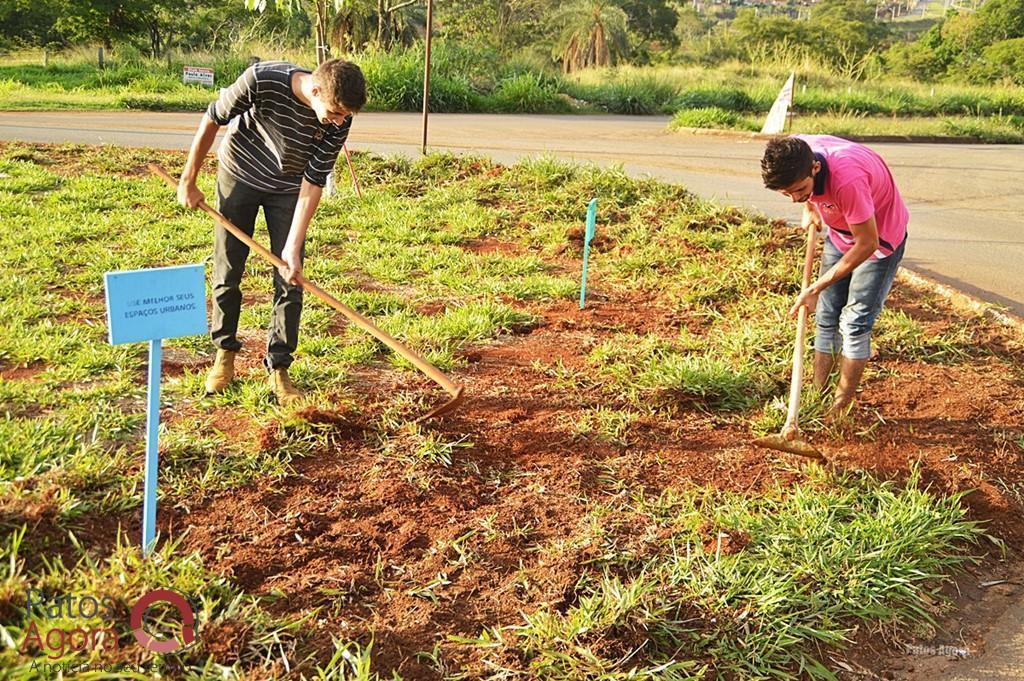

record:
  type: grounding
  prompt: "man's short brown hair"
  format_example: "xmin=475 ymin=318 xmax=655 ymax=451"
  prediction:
xmin=761 ymin=136 xmax=815 ymax=190
xmin=313 ymin=59 xmax=367 ymax=113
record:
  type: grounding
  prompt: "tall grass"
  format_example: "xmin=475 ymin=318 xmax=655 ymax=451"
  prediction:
xmin=2 ymin=43 xmax=1023 ymax=125
xmin=570 ymin=62 xmax=1024 ymax=117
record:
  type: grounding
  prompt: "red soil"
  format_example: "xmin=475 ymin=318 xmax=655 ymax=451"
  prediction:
xmin=151 ymin=291 xmax=1024 ymax=679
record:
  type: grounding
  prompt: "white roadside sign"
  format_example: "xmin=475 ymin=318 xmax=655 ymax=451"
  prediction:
xmin=182 ymin=66 xmax=214 ymax=87
xmin=761 ymin=72 xmax=795 ymax=135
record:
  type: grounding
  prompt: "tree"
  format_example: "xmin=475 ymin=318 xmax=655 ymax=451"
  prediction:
xmin=143 ymin=0 xmax=191 ymax=56
xmin=674 ymin=6 xmax=707 ymax=45
xmin=248 ymin=0 xmax=339 ymax=62
xmin=56 ymin=0 xmax=150 ymax=49
xmin=970 ymin=0 xmax=1024 ymax=47
xmin=436 ymin=0 xmax=547 ymax=53
xmin=0 ymin=0 xmax=66 ymax=49
xmin=617 ymin=0 xmax=677 ymax=47
xmin=373 ymin=0 xmax=421 ymax=50
xmin=970 ymin=36 xmax=1024 ymax=84
xmin=330 ymin=0 xmax=374 ymax=52
xmin=731 ymin=9 xmax=808 ymax=48
xmin=550 ymin=0 xmax=630 ymax=72
xmin=809 ymin=0 xmax=889 ymax=64
xmin=248 ymin=0 xmax=421 ymax=59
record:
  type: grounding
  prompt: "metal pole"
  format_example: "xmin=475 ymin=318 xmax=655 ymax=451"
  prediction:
xmin=421 ymin=0 xmax=434 ymax=155
xmin=343 ymin=144 xmax=363 ymax=197
xmin=142 ymin=339 xmax=162 ymax=556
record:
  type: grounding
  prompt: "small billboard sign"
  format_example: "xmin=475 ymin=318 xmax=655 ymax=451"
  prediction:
xmin=104 ymin=264 xmax=207 ymax=345
xmin=104 ymin=263 xmax=207 ymax=556
xmin=182 ymin=66 xmax=214 ymax=87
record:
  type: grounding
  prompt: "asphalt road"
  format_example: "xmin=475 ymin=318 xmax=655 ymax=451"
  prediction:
xmin=2 ymin=111 xmax=1022 ymax=315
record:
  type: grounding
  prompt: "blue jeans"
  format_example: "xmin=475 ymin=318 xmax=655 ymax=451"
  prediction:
xmin=815 ymin=235 xmax=905 ymax=361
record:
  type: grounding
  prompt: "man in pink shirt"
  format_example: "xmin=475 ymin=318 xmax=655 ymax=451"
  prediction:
xmin=761 ymin=135 xmax=909 ymax=415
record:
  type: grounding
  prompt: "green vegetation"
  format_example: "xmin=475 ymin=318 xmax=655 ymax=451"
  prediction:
xmin=0 ymin=142 xmax=1008 ymax=677
xmin=2 ymin=0 xmax=1024 ymax=140
xmin=3 ymin=45 xmax=1023 ymax=142
xmin=465 ymin=468 xmax=982 ymax=680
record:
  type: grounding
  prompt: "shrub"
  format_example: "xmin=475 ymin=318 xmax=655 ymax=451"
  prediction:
xmin=969 ymin=38 xmax=1024 ymax=86
xmin=670 ymin=107 xmax=756 ymax=131
xmin=486 ymin=73 xmax=572 ymax=114
xmin=671 ymin=86 xmax=758 ymax=112
xmin=565 ymin=74 xmax=678 ymax=114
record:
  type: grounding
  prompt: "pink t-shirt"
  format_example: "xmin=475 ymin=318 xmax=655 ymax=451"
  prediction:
xmin=796 ymin=135 xmax=909 ymax=259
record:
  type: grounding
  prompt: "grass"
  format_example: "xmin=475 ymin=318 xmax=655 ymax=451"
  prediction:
xmin=2 ymin=45 xmax=1024 ymax=141
xmin=464 ymin=467 xmax=984 ymax=681
xmin=0 ymin=528 xmax=368 ymax=679
xmin=670 ymin=109 xmax=1024 ymax=143
xmin=0 ymin=140 xmax=1009 ymax=678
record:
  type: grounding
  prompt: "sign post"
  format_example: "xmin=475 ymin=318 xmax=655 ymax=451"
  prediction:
xmin=579 ymin=198 xmax=598 ymax=309
xmin=104 ymin=264 xmax=207 ymax=555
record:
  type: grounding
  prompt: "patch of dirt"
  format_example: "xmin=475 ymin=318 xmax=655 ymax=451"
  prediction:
xmin=0 ymin=491 xmax=127 ymax=573
xmin=9 ymin=282 xmax=1019 ymax=679
xmin=560 ymin=224 xmax=614 ymax=255
xmin=161 ymin=346 xmax=207 ymax=378
xmin=834 ymin=553 xmax=1024 ymax=681
xmin=520 ymin=294 xmax=705 ymax=337
xmin=0 ymin=362 xmax=45 ymax=381
xmin=6 ymin=140 xmax=1022 ymax=678
xmin=145 ymin=285 xmax=1024 ymax=678
xmin=132 ymin=294 xmax=994 ymax=677
xmin=461 ymin=237 xmax=525 ymax=256
xmin=164 ymin=300 xmax=811 ymax=677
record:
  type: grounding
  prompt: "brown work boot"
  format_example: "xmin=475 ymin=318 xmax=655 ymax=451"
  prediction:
xmin=205 ymin=349 xmax=237 ymax=394
xmin=268 ymin=367 xmax=303 ymax=405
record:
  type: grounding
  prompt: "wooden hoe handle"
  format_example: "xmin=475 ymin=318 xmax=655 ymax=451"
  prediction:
xmin=148 ymin=164 xmax=464 ymax=419
xmin=783 ymin=224 xmax=819 ymax=432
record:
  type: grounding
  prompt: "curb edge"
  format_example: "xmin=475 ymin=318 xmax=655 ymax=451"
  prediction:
xmin=897 ymin=268 xmax=1024 ymax=336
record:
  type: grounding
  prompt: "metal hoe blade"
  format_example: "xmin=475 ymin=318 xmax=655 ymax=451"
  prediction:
xmin=415 ymin=386 xmax=465 ymax=422
xmin=753 ymin=432 xmax=825 ymax=461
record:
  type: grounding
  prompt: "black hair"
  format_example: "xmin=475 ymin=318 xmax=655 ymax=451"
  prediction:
xmin=314 ymin=59 xmax=367 ymax=113
xmin=760 ymin=136 xmax=814 ymax=190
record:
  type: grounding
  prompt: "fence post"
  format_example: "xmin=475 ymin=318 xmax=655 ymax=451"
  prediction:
xmin=98 ymin=47 xmax=104 ymax=69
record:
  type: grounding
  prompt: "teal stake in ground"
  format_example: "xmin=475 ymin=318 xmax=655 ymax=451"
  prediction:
xmin=104 ymin=264 xmax=207 ymax=556
xmin=579 ymin=198 xmax=598 ymax=309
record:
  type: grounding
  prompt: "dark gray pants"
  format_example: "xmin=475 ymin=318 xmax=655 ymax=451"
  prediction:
xmin=212 ymin=168 xmax=303 ymax=370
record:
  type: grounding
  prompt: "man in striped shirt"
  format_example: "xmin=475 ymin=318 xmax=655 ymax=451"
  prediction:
xmin=761 ymin=135 xmax=909 ymax=417
xmin=177 ymin=59 xmax=366 ymax=405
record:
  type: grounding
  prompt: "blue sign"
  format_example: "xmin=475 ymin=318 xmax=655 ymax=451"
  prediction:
xmin=103 ymin=263 xmax=207 ymax=556
xmin=104 ymin=264 xmax=207 ymax=345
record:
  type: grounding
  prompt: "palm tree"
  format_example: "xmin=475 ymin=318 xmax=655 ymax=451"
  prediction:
xmin=247 ymin=0 xmax=343 ymax=63
xmin=330 ymin=0 xmax=375 ymax=52
xmin=247 ymin=0 xmax=424 ymax=60
xmin=550 ymin=0 xmax=630 ymax=73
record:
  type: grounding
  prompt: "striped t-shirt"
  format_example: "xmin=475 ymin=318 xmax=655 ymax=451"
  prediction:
xmin=206 ymin=61 xmax=351 ymax=193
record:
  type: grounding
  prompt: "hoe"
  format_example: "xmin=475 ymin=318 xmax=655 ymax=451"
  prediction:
xmin=150 ymin=164 xmax=464 ymax=421
xmin=753 ymin=222 xmax=825 ymax=461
